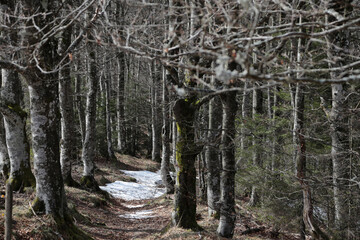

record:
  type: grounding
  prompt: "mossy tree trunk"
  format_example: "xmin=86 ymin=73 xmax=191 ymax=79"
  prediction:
xmin=0 ymin=3 xmax=35 ymax=191
xmin=59 ymin=25 xmax=78 ymax=187
xmin=1 ymin=69 xmax=35 ymax=191
xmin=217 ymin=90 xmax=238 ymax=238
xmin=172 ymin=98 xmax=200 ymax=229
xmin=29 ymin=77 xmax=66 ymax=217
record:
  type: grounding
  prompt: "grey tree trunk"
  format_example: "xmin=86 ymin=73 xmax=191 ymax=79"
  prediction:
xmin=217 ymin=90 xmax=238 ymax=238
xmin=325 ymin=5 xmax=351 ymax=233
xmin=161 ymin=66 xmax=174 ymax=194
xmin=29 ymin=78 xmax=66 ymax=217
xmin=0 ymin=113 xmax=9 ymax=179
xmin=116 ymin=53 xmax=126 ymax=152
xmin=1 ymin=69 xmax=35 ymax=191
xmin=75 ymin=61 xmax=86 ymax=143
xmin=150 ymin=63 xmax=161 ymax=162
xmin=80 ymin=42 xmax=100 ymax=190
xmin=105 ymin=66 xmax=116 ymax=161
xmin=237 ymin=80 xmax=249 ymax=168
xmin=59 ymin=26 xmax=77 ymax=186
xmin=5 ymin=180 xmax=12 ymax=240
xmin=206 ymin=94 xmax=222 ymax=217
xmin=330 ymin=83 xmax=349 ymax=233
xmin=249 ymin=84 xmax=263 ymax=206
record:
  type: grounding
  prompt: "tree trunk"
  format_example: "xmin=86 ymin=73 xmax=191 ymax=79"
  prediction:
xmin=75 ymin=61 xmax=86 ymax=144
xmin=81 ymin=42 xmax=100 ymax=191
xmin=0 ymin=113 xmax=9 ymax=179
xmin=295 ymin=84 xmax=329 ymax=240
xmin=151 ymin=63 xmax=161 ymax=162
xmin=330 ymin=83 xmax=349 ymax=233
xmin=1 ymin=69 xmax=35 ymax=191
xmin=5 ymin=180 xmax=12 ymax=240
xmin=116 ymin=53 xmax=126 ymax=152
xmin=237 ymin=80 xmax=249 ymax=168
xmin=249 ymin=84 xmax=263 ymax=206
xmin=29 ymin=78 xmax=66 ymax=217
xmin=206 ymin=95 xmax=222 ymax=217
xmin=105 ymin=66 xmax=116 ymax=161
xmin=172 ymin=98 xmax=200 ymax=229
xmin=161 ymin=66 xmax=174 ymax=194
xmin=217 ymin=90 xmax=238 ymax=238
xmin=59 ymin=25 xmax=77 ymax=186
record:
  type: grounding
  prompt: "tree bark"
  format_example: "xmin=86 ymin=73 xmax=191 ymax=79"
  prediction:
xmin=75 ymin=61 xmax=86 ymax=144
xmin=81 ymin=42 xmax=100 ymax=191
xmin=172 ymin=98 xmax=200 ymax=229
xmin=116 ymin=53 xmax=126 ymax=152
xmin=151 ymin=63 xmax=161 ymax=162
xmin=0 ymin=113 xmax=9 ymax=179
xmin=1 ymin=69 xmax=35 ymax=191
xmin=5 ymin=180 xmax=12 ymax=240
xmin=249 ymin=84 xmax=263 ymax=206
xmin=217 ymin=90 xmax=238 ymax=238
xmin=330 ymin=83 xmax=349 ymax=233
xmin=105 ymin=65 xmax=116 ymax=161
xmin=29 ymin=78 xmax=66 ymax=216
xmin=206 ymin=95 xmax=222 ymax=217
xmin=161 ymin=66 xmax=174 ymax=194
xmin=59 ymin=25 xmax=77 ymax=186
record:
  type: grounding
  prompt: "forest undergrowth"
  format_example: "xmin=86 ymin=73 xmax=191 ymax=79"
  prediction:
xmin=1 ymin=154 xmax=304 ymax=240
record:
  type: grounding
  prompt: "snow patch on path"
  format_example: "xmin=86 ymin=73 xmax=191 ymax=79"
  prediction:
xmin=99 ymin=170 xmax=165 ymax=201
xmin=124 ymin=204 xmax=145 ymax=209
xmin=119 ymin=210 xmax=156 ymax=219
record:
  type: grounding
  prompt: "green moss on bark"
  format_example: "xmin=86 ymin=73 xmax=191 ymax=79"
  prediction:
xmin=80 ymin=175 xmax=100 ymax=192
xmin=30 ymin=197 xmax=46 ymax=214
xmin=53 ymin=213 xmax=93 ymax=240
xmin=9 ymin=163 xmax=35 ymax=192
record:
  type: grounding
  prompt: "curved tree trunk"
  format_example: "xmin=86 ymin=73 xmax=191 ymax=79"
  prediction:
xmin=1 ymin=69 xmax=35 ymax=191
xmin=217 ymin=90 xmax=238 ymax=238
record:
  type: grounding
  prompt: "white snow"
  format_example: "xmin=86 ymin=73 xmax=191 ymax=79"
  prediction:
xmin=119 ymin=210 xmax=156 ymax=219
xmin=124 ymin=204 xmax=145 ymax=209
xmin=99 ymin=170 xmax=165 ymax=201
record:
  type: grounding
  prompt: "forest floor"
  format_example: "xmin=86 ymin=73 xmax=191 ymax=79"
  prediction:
xmin=0 ymin=154 xmax=305 ymax=240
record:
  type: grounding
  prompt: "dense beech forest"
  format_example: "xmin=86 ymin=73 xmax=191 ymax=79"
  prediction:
xmin=1 ymin=0 xmax=360 ymax=239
